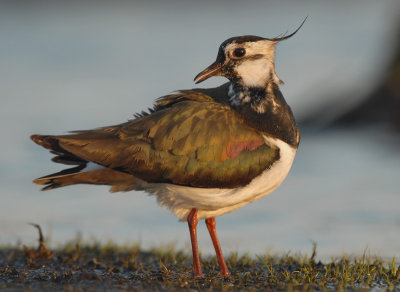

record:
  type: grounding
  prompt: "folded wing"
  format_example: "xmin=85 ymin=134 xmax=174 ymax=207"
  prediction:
xmin=32 ymin=91 xmax=279 ymax=189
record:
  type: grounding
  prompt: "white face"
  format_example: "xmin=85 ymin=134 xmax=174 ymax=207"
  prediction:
xmin=224 ymin=40 xmax=282 ymax=87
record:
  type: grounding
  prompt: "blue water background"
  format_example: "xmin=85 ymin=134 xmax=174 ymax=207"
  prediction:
xmin=0 ymin=0 xmax=399 ymax=259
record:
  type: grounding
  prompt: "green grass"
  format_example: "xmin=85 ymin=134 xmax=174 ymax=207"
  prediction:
xmin=0 ymin=226 xmax=399 ymax=291
xmin=1 ymin=240 xmax=400 ymax=291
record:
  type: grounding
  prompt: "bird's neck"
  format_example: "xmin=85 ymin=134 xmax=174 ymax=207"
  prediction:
xmin=228 ymin=81 xmax=299 ymax=147
xmin=228 ymin=82 xmax=276 ymax=114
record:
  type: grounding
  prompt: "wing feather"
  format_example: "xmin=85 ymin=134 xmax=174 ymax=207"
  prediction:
xmin=39 ymin=91 xmax=279 ymax=188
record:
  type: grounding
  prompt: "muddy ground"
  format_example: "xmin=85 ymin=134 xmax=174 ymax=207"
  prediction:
xmin=1 ymin=227 xmax=399 ymax=291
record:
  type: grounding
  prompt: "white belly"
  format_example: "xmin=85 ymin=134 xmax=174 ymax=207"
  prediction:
xmin=141 ymin=136 xmax=297 ymax=221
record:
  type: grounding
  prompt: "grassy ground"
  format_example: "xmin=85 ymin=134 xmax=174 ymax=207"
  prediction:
xmin=1 ymin=226 xmax=399 ymax=291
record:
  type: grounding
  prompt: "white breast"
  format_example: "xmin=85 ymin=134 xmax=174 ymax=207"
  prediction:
xmin=140 ymin=136 xmax=297 ymax=221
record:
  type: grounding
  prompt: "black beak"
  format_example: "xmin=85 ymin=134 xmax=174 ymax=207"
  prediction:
xmin=193 ymin=61 xmax=222 ymax=84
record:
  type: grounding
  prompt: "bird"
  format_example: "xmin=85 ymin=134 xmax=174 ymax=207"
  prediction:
xmin=31 ymin=21 xmax=304 ymax=277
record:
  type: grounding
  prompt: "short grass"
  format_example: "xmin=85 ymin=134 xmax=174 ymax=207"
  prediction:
xmin=0 ymin=227 xmax=399 ymax=291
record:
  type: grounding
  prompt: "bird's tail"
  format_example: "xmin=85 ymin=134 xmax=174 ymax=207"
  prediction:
xmin=32 ymin=164 xmax=139 ymax=191
xmin=33 ymin=166 xmax=86 ymax=191
xmin=31 ymin=134 xmax=141 ymax=192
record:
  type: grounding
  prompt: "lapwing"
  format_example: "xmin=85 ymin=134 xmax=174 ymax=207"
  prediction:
xmin=31 ymin=21 xmax=304 ymax=277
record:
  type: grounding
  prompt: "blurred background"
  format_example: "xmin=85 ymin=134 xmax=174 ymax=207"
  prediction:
xmin=1 ymin=0 xmax=399 ymax=260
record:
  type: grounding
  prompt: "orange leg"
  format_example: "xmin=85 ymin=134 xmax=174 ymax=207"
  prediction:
xmin=205 ymin=217 xmax=230 ymax=276
xmin=187 ymin=208 xmax=203 ymax=277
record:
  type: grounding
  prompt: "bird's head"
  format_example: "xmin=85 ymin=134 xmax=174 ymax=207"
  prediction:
xmin=194 ymin=19 xmax=306 ymax=88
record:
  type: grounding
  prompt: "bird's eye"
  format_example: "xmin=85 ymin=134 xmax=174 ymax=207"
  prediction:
xmin=233 ymin=48 xmax=246 ymax=58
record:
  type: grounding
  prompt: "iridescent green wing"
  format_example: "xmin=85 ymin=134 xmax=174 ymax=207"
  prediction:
xmin=53 ymin=91 xmax=279 ymax=188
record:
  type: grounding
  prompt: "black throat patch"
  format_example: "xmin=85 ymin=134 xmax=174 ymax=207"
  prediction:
xmin=228 ymin=84 xmax=270 ymax=114
xmin=229 ymin=82 xmax=299 ymax=147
